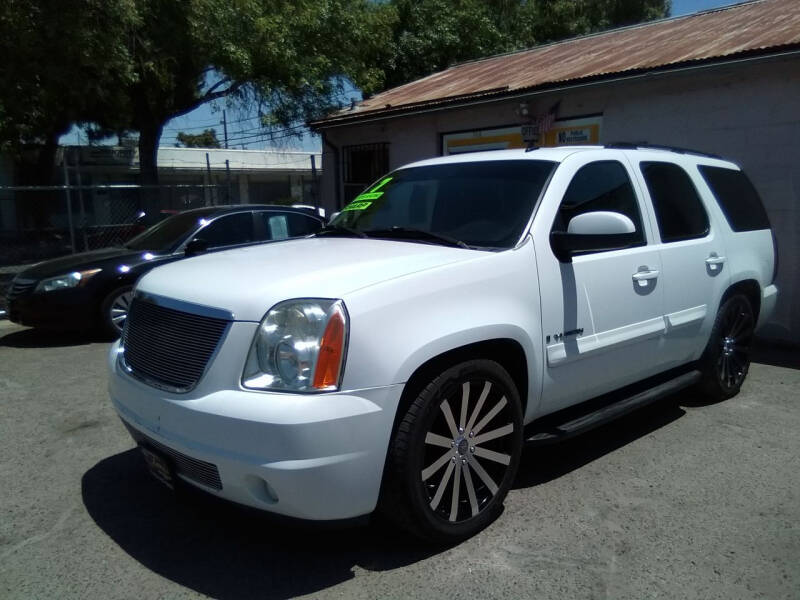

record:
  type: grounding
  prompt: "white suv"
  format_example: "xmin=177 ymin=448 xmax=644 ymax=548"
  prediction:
xmin=108 ymin=145 xmax=778 ymax=542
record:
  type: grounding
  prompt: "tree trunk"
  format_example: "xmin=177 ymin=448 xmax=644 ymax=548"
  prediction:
xmin=138 ymin=120 xmax=163 ymax=216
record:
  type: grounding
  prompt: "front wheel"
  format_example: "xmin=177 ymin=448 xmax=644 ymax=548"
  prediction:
xmin=381 ymin=359 xmax=523 ymax=543
xmin=100 ymin=285 xmax=134 ymax=339
xmin=697 ymin=294 xmax=755 ymax=401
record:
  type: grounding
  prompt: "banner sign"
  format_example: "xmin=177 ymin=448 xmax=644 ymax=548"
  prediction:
xmin=442 ymin=115 xmax=602 ymax=155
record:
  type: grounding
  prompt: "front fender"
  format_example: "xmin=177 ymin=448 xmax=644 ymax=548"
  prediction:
xmin=341 ymin=239 xmax=544 ymax=422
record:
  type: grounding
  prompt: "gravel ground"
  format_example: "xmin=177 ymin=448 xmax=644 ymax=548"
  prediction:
xmin=1 ymin=319 xmax=798 ymax=600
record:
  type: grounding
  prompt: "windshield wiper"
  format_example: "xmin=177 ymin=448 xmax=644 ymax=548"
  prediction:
xmin=314 ymin=224 xmax=368 ymax=239
xmin=363 ymin=226 xmax=470 ymax=249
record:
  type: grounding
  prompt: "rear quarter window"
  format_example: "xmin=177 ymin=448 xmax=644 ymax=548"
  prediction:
xmin=698 ymin=166 xmax=771 ymax=232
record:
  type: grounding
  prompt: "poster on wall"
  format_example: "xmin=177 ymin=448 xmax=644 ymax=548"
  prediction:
xmin=542 ymin=116 xmax=602 ymax=146
xmin=441 ymin=115 xmax=603 ymax=155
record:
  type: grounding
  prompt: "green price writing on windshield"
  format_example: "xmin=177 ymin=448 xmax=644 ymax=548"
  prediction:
xmin=342 ymin=200 xmax=372 ymax=212
xmin=344 ymin=176 xmax=393 ymax=210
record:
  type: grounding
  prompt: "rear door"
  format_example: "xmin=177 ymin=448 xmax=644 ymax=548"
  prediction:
xmin=533 ymin=150 xmax=666 ymax=412
xmin=629 ymin=153 xmax=730 ymax=366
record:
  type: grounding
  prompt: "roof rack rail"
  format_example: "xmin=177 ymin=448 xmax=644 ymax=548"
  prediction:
xmin=605 ymin=142 xmax=721 ymax=159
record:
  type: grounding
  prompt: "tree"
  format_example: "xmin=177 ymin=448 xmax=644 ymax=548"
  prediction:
xmin=1 ymin=0 xmax=385 ymax=187
xmin=0 ymin=0 xmax=135 ymax=182
xmin=96 ymin=0 xmax=386 ymax=188
xmin=365 ymin=0 xmax=671 ymax=93
xmin=176 ymin=129 xmax=221 ymax=148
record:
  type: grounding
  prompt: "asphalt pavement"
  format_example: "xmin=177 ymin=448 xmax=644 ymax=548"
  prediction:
xmin=1 ymin=319 xmax=798 ymax=599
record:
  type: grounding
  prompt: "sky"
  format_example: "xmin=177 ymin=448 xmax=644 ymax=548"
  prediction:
xmin=60 ymin=0 xmax=745 ymax=152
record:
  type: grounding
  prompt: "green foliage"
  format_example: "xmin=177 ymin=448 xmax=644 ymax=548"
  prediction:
xmin=366 ymin=0 xmax=671 ymax=93
xmin=0 ymin=0 xmax=670 ymax=182
xmin=0 ymin=0 xmax=384 ymax=181
xmin=175 ymin=129 xmax=221 ymax=148
xmin=0 ymin=0 xmax=136 ymax=151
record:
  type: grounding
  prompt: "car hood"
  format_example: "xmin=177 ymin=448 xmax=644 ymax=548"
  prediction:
xmin=18 ymin=247 xmax=160 ymax=279
xmin=136 ymin=237 xmax=481 ymax=321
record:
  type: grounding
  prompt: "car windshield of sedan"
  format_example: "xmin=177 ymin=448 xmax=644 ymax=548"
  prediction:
xmin=125 ymin=210 xmax=216 ymax=252
xmin=329 ymin=160 xmax=556 ymax=249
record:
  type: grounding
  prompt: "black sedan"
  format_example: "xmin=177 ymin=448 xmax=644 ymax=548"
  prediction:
xmin=5 ymin=204 xmax=324 ymax=337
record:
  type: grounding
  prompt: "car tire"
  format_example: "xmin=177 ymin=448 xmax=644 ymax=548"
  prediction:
xmin=381 ymin=359 xmax=523 ymax=543
xmin=697 ymin=293 xmax=755 ymax=401
xmin=100 ymin=285 xmax=134 ymax=339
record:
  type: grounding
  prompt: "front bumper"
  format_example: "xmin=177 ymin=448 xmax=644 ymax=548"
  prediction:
xmin=108 ymin=337 xmax=404 ymax=520
xmin=7 ymin=288 xmax=97 ymax=329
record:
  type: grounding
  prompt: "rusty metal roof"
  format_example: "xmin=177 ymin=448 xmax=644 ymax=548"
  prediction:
xmin=313 ymin=0 xmax=800 ymax=128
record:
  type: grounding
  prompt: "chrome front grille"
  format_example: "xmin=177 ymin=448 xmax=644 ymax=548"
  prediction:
xmin=121 ymin=296 xmax=230 ymax=392
xmin=6 ymin=277 xmax=37 ymax=301
xmin=123 ymin=421 xmax=223 ymax=490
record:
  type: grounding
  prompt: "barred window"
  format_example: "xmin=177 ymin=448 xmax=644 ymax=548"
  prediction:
xmin=343 ymin=143 xmax=389 ymax=204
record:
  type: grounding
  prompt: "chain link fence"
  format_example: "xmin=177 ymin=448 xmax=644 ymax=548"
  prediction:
xmin=0 ymin=183 xmax=233 ymax=308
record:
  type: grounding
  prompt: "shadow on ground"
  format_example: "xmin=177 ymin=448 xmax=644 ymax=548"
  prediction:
xmin=83 ymin=398 xmax=688 ymax=599
xmin=0 ymin=326 xmax=104 ymax=348
xmin=515 ymin=398 xmax=686 ymax=488
xmin=82 ymin=450 xmax=438 ymax=600
xmin=752 ymin=340 xmax=800 ymax=370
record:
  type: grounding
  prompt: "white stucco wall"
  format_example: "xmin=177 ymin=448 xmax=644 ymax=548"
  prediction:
xmin=319 ymin=56 xmax=800 ymax=343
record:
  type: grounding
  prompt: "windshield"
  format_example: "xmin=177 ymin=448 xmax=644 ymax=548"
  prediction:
xmin=330 ymin=160 xmax=556 ymax=249
xmin=125 ymin=210 xmax=213 ymax=252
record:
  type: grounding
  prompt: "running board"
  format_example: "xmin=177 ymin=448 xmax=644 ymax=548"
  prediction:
xmin=526 ymin=370 xmax=701 ymax=444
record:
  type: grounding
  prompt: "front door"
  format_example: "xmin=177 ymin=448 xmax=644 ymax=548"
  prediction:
xmin=532 ymin=151 xmax=666 ymax=412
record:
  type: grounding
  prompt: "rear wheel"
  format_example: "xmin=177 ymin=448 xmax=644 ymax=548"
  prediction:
xmin=698 ymin=294 xmax=755 ymax=401
xmin=381 ymin=359 xmax=523 ymax=543
xmin=100 ymin=285 xmax=134 ymax=339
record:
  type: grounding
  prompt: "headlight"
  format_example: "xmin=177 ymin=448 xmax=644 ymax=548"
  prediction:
xmin=35 ymin=268 xmax=102 ymax=292
xmin=242 ymin=299 xmax=348 ymax=392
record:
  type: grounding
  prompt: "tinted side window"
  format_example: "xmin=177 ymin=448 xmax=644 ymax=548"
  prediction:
xmin=698 ymin=166 xmax=770 ymax=231
xmin=640 ymin=162 xmax=709 ymax=242
xmin=553 ymin=160 xmax=645 ymax=247
xmin=197 ymin=212 xmax=254 ymax=248
xmin=286 ymin=213 xmax=323 ymax=236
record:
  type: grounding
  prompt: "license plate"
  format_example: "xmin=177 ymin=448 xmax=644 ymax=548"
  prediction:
xmin=140 ymin=446 xmax=175 ymax=490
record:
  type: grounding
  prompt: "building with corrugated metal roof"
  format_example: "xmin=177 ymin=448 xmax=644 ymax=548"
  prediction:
xmin=311 ymin=0 xmax=800 ymax=344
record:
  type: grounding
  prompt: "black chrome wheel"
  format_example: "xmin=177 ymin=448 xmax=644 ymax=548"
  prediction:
xmin=698 ymin=293 xmax=755 ymax=401
xmin=421 ymin=379 xmax=516 ymax=523
xmin=715 ymin=296 xmax=754 ymax=390
xmin=381 ymin=359 xmax=523 ymax=542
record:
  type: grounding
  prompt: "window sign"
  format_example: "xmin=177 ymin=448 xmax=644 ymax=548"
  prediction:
xmin=268 ymin=215 xmax=289 ymax=240
xmin=543 ymin=116 xmax=602 ymax=146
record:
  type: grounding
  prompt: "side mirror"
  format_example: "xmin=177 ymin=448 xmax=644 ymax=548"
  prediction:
xmin=550 ymin=211 xmax=638 ymax=262
xmin=185 ymin=238 xmax=210 ymax=256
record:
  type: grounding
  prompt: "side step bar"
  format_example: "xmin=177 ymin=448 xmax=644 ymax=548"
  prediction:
xmin=526 ymin=370 xmax=701 ymax=444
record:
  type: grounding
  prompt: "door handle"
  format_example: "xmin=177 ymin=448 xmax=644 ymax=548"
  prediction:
xmin=705 ymin=255 xmax=726 ymax=269
xmin=632 ymin=269 xmax=659 ymax=286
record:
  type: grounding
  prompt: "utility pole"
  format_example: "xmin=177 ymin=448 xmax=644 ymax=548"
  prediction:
xmin=225 ymin=159 xmax=232 ymax=204
xmin=221 ymin=110 xmax=229 ymax=149
xmin=205 ymin=152 xmax=214 ymax=206
xmin=62 ymin=157 xmax=76 ymax=254
xmin=310 ymin=154 xmax=318 ymax=210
